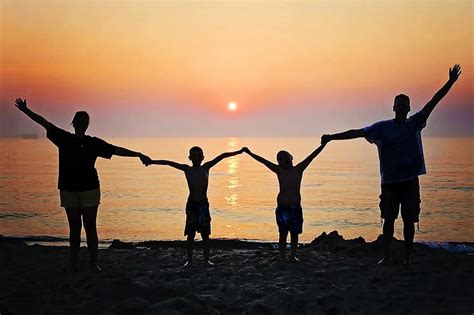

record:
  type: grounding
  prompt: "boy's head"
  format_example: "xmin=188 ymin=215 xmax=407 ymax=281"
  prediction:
xmin=71 ymin=111 xmax=89 ymax=134
xmin=277 ymin=150 xmax=293 ymax=168
xmin=393 ymin=94 xmax=410 ymax=118
xmin=189 ymin=146 xmax=204 ymax=165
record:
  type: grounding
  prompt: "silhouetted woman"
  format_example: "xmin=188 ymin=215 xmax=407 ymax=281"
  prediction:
xmin=15 ymin=98 xmax=150 ymax=271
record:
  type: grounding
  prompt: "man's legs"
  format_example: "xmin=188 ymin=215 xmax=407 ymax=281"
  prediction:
xmin=403 ymin=221 xmax=415 ymax=263
xmin=401 ymin=177 xmax=420 ymax=264
xmin=381 ymin=219 xmax=395 ymax=263
xmin=65 ymin=207 xmax=82 ymax=271
xmin=82 ymin=206 xmax=99 ymax=270
xmin=379 ymin=182 xmax=399 ymax=264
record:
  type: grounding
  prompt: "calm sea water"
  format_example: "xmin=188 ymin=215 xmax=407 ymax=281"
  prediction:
xmin=0 ymin=137 xmax=472 ymax=243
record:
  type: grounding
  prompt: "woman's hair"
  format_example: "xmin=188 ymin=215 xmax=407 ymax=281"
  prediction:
xmin=71 ymin=111 xmax=90 ymax=125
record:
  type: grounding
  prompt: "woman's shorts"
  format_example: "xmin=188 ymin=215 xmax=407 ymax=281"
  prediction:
xmin=60 ymin=188 xmax=101 ymax=208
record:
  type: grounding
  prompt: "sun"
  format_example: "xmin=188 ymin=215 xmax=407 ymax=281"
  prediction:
xmin=228 ymin=102 xmax=237 ymax=111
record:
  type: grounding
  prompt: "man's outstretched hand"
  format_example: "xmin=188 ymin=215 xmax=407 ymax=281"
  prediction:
xmin=449 ymin=64 xmax=461 ymax=83
xmin=321 ymin=134 xmax=332 ymax=146
xmin=140 ymin=154 xmax=152 ymax=166
xmin=15 ymin=98 xmax=27 ymax=111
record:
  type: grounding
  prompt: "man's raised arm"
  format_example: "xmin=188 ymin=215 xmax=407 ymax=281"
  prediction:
xmin=14 ymin=98 xmax=53 ymax=130
xmin=203 ymin=148 xmax=245 ymax=169
xmin=421 ymin=64 xmax=461 ymax=118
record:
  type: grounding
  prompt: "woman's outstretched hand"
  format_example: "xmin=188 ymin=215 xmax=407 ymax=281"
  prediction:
xmin=15 ymin=98 xmax=27 ymax=111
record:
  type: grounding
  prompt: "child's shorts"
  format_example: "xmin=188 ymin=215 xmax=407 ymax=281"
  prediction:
xmin=275 ymin=204 xmax=303 ymax=234
xmin=185 ymin=199 xmax=211 ymax=236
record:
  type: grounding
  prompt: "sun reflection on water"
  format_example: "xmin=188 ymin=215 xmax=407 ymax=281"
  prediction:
xmin=225 ymin=138 xmax=240 ymax=208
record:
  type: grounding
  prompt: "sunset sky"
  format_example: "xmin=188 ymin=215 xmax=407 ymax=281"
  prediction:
xmin=1 ymin=0 xmax=472 ymax=137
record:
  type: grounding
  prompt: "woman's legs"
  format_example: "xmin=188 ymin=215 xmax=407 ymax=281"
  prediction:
xmin=82 ymin=206 xmax=99 ymax=269
xmin=65 ymin=207 xmax=82 ymax=270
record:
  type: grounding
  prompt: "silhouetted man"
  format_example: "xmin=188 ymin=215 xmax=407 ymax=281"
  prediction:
xmin=321 ymin=65 xmax=461 ymax=264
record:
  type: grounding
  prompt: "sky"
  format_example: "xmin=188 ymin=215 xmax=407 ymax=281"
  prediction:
xmin=1 ymin=0 xmax=472 ymax=138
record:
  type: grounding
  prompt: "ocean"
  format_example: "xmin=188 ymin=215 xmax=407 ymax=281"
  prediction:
xmin=0 ymin=137 xmax=472 ymax=243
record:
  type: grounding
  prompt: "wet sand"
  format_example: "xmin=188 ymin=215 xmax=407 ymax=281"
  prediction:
xmin=1 ymin=232 xmax=473 ymax=314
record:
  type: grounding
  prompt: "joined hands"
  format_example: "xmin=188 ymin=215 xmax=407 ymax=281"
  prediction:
xmin=140 ymin=154 xmax=152 ymax=166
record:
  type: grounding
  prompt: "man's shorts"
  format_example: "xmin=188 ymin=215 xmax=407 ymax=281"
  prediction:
xmin=379 ymin=177 xmax=420 ymax=223
xmin=60 ymin=188 xmax=101 ymax=208
xmin=185 ymin=199 xmax=211 ymax=236
xmin=275 ymin=204 xmax=303 ymax=234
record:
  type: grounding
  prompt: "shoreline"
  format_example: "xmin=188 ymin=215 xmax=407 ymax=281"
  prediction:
xmin=2 ymin=233 xmax=474 ymax=253
xmin=1 ymin=231 xmax=473 ymax=314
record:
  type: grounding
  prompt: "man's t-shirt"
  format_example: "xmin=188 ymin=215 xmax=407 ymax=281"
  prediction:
xmin=47 ymin=126 xmax=116 ymax=191
xmin=363 ymin=110 xmax=428 ymax=184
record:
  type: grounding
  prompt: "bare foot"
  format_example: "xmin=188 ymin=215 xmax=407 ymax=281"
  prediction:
xmin=90 ymin=264 xmax=103 ymax=272
xmin=204 ymin=260 xmax=215 ymax=267
xmin=288 ymin=256 xmax=300 ymax=263
xmin=377 ymin=256 xmax=391 ymax=265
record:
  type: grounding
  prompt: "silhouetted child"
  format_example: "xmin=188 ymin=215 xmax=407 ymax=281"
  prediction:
xmin=146 ymin=146 xmax=245 ymax=267
xmin=243 ymin=144 xmax=325 ymax=262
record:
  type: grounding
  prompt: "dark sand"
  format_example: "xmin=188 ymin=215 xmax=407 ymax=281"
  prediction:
xmin=1 ymin=232 xmax=473 ymax=315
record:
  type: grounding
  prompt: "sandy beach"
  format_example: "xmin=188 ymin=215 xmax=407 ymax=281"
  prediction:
xmin=1 ymin=232 xmax=473 ymax=315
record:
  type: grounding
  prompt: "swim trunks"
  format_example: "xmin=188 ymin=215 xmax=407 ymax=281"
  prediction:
xmin=184 ymin=199 xmax=211 ymax=236
xmin=275 ymin=204 xmax=303 ymax=234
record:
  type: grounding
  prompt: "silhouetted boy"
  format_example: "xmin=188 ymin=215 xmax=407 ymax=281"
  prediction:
xmin=146 ymin=146 xmax=245 ymax=267
xmin=243 ymin=144 xmax=326 ymax=262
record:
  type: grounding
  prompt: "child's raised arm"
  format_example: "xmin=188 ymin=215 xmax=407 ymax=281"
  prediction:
xmin=148 ymin=159 xmax=188 ymax=171
xmin=244 ymin=147 xmax=279 ymax=173
xmin=203 ymin=148 xmax=245 ymax=169
xmin=296 ymin=143 xmax=326 ymax=172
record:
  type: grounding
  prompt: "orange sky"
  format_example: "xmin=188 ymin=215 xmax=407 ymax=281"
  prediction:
xmin=1 ymin=1 xmax=472 ymax=137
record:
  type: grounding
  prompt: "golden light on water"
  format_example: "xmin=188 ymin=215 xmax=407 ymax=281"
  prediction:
xmin=225 ymin=138 xmax=240 ymax=208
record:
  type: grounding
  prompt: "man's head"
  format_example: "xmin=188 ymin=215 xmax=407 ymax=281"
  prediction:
xmin=277 ymin=150 xmax=293 ymax=168
xmin=189 ymin=146 xmax=204 ymax=165
xmin=71 ymin=111 xmax=89 ymax=134
xmin=393 ymin=94 xmax=410 ymax=119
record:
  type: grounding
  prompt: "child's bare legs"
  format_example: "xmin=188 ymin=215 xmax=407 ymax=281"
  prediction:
xmin=184 ymin=231 xmax=196 ymax=267
xmin=65 ymin=207 xmax=82 ymax=271
xmin=289 ymin=231 xmax=299 ymax=262
xmin=279 ymin=231 xmax=288 ymax=261
xmin=202 ymin=234 xmax=214 ymax=266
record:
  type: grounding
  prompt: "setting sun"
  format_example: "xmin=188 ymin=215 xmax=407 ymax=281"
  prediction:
xmin=228 ymin=102 xmax=237 ymax=111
